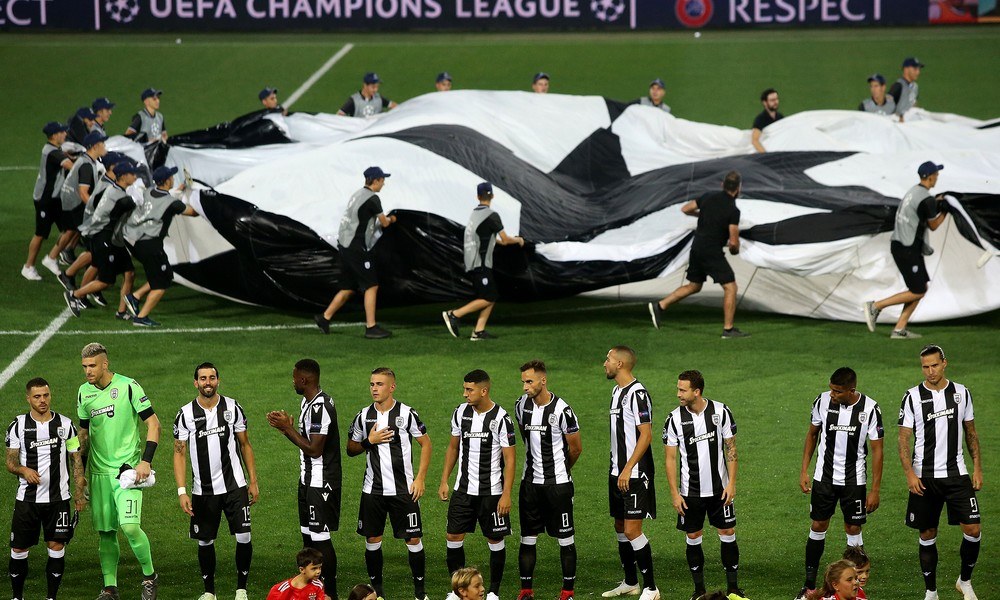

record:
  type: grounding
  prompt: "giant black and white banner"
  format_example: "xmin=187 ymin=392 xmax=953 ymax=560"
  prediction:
xmin=158 ymin=91 xmax=1000 ymax=324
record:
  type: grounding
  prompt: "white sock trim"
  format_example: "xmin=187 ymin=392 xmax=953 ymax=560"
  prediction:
xmin=407 ymin=541 xmax=424 ymax=553
xmin=366 ymin=541 xmax=382 ymax=551
xmin=718 ymin=533 xmax=736 ymax=544
xmin=616 ymin=532 xmax=629 ymax=543
xmin=198 ymin=539 xmax=216 ymax=547
xmin=557 ymin=536 xmax=575 ymax=547
xmin=47 ymin=547 xmax=65 ymax=558
xmin=235 ymin=532 xmax=252 ymax=544
xmin=686 ymin=535 xmax=703 ymax=546
xmin=919 ymin=537 xmax=937 ymax=546
xmin=846 ymin=533 xmax=863 ymax=547
xmin=11 ymin=549 xmax=29 ymax=559
xmin=488 ymin=541 xmax=505 ymax=551
xmin=628 ymin=534 xmax=648 ymax=551
xmin=808 ymin=529 xmax=827 ymax=541
xmin=963 ymin=533 xmax=982 ymax=543
xmin=447 ymin=540 xmax=465 ymax=549
xmin=521 ymin=536 xmax=537 ymax=546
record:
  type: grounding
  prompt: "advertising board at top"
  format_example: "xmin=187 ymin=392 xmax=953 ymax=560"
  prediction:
xmin=0 ymin=0 xmax=942 ymax=30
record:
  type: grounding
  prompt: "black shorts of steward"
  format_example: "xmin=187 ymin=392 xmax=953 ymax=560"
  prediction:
xmin=469 ymin=267 xmax=499 ymax=302
xmin=10 ymin=499 xmax=74 ymax=548
xmin=91 ymin=237 xmax=134 ymax=284
xmin=609 ymin=473 xmax=657 ymax=520
xmin=810 ymin=480 xmax=867 ymax=525
xmin=519 ymin=481 xmax=574 ymax=538
xmin=298 ymin=484 xmax=342 ymax=538
xmin=890 ymin=241 xmax=929 ymax=294
xmin=130 ymin=239 xmax=173 ymax=290
xmin=338 ymin=247 xmax=378 ymax=292
xmin=447 ymin=489 xmax=512 ymax=538
xmin=676 ymin=495 xmax=736 ymax=533
xmin=58 ymin=204 xmax=84 ymax=232
xmin=190 ymin=487 xmax=252 ymax=541
xmin=906 ymin=475 xmax=980 ymax=530
xmin=357 ymin=493 xmax=422 ymax=539
xmin=34 ymin=198 xmax=61 ymax=239
xmin=686 ymin=245 xmax=735 ymax=285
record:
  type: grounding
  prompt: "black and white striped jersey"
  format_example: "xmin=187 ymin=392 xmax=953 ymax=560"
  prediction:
xmin=810 ymin=392 xmax=883 ymax=486
xmin=173 ymin=396 xmax=248 ymax=496
xmin=899 ymin=381 xmax=975 ymax=479
xmin=450 ymin=402 xmax=517 ymax=496
xmin=609 ymin=379 xmax=654 ymax=479
xmin=298 ymin=390 xmax=342 ymax=490
xmin=662 ymin=399 xmax=736 ymax=498
xmin=5 ymin=412 xmax=78 ymax=503
xmin=349 ymin=400 xmax=427 ymax=496
xmin=514 ymin=392 xmax=580 ymax=485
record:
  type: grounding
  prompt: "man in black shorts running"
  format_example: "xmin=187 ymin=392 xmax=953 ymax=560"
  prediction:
xmin=648 ymin=171 xmax=747 ymax=338
xmin=315 ymin=166 xmax=396 ymax=339
xmin=899 ymin=345 xmax=982 ymax=600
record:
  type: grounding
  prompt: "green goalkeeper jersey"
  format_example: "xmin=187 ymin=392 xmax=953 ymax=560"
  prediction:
xmin=77 ymin=372 xmax=152 ymax=476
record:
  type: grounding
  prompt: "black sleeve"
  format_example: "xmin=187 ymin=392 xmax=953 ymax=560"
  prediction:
xmin=168 ymin=200 xmax=186 ymax=215
xmin=752 ymin=113 xmax=766 ymax=130
xmin=108 ymin=197 xmax=136 ymax=221
xmin=729 ymin=206 xmax=741 ymax=226
xmin=381 ymin=97 xmax=392 ymax=108
xmin=127 ymin=113 xmax=142 ymax=136
xmin=858 ymin=102 xmax=865 ymax=111
xmin=78 ymin=163 xmax=95 ymax=189
xmin=486 ymin=212 xmax=504 ymax=234
xmin=917 ymin=196 xmax=939 ymax=221
xmin=339 ymin=98 xmax=355 ymax=115
xmin=369 ymin=194 xmax=383 ymax=215
xmin=888 ymin=82 xmax=903 ymax=105
xmin=138 ymin=407 xmax=155 ymax=421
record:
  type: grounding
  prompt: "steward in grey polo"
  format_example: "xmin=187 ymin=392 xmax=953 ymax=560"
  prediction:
xmin=638 ymin=78 xmax=671 ymax=113
xmin=338 ymin=72 xmax=397 ymax=118
xmin=59 ymin=132 xmax=107 ymax=233
xmin=125 ymin=88 xmax=167 ymax=144
xmin=858 ymin=74 xmax=896 ymax=116
xmin=442 ymin=182 xmax=525 ymax=341
xmin=889 ymin=57 xmax=922 ymax=120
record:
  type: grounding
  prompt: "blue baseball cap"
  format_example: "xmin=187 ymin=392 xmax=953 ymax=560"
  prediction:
xmin=42 ymin=121 xmax=68 ymax=136
xmin=363 ymin=166 xmax=390 ymax=180
xmin=918 ymin=161 xmax=943 ymax=178
xmin=436 ymin=72 xmax=452 ymax=83
xmin=258 ymin=86 xmax=278 ymax=101
xmin=114 ymin=161 xmax=138 ymax=176
xmin=867 ymin=73 xmax=886 ymax=84
xmin=76 ymin=107 xmax=97 ymax=120
xmin=533 ymin=72 xmax=550 ymax=83
xmin=650 ymin=78 xmax=666 ymax=89
xmin=141 ymin=88 xmax=163 ymax=100
xmin=83 ymin=131 xmax=107 ymax=148
xmin=902 ymin=57 xmax=924 ymax=69
xmin=363 ymin=72 xmax=381 ymax=84
xmin=102 ymin=151 xmax=125 ymax=166
xmin=477 ymin=182 xmax=493 ymax=197
xmin=152 ymin=165 xmax=179 ymax=184
xmin=92 ymin=97 xmax=116 ymax=111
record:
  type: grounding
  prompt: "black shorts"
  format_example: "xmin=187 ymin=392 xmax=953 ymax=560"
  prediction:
xmin=906 ymin=475 xmax=980 ymax=530
xmin=190 ymin=487 xmax=252 ymax=541
xmin=10 ymin=499 xmax=74 ymax=548
xmin=686 ymin=246 xmax=735 ymax=285
xmin=676 ymin=495 xmax=736 ymax=533
xmin=58 ymin=204 xmax=84 ymax=232
xmin=810 ymin=480 xmax=867 ymax=525
xmin=130 ymin=239 xmax=173 ymax=290
xmin=608 ymin=474 xmax=657 ymax=520
xmin=298 ymin=485 xmax=342 ymax=537
xmin=519 ymin=481 xmax=575 ymax=538
xmin=357 ymin=493 xmax=422 ymax=539
xmin=469 ymin=267 xmax=499 ymax=302
xmin=91 ymin=238 xmax=134 ymax=284
xmin=34 ymin=198 xmax=61 ymax=239
xmin=446 ymin=490 xmax=512 ymax=538
xmin=890 ymin=241 xmax=929 ymax=294
xmin=338 ymin=248 xmax=378 ymax=292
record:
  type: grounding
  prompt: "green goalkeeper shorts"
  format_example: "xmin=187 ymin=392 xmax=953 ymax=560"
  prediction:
xmin=89 ymin=473 xmax=143 ymax=532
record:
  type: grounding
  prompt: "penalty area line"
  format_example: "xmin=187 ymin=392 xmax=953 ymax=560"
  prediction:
xmin=0 ymin=322 xmax=363 ymax=337
xmin=284 ymin=43 xmax=355 ymax=108
xmin=0 ymin=308 xmax=73 ymax=391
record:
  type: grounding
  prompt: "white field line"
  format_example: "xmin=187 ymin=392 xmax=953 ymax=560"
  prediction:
xmin=0 ymin=322 xmax=361 ymax=336
xmin=0 ymin=166 xmax=35 ymax=171
xmin=0 ymin=309 xmax=73 ymax=390
xmin=284 ymin=43 xmax=354 ymax=108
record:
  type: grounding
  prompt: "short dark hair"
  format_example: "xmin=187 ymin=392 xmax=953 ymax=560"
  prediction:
xmin=696 ymin=592 xmax=729 ymax=600
xmin=464 ymin=369 xmax=491 ymax=385
xmin=520 ymin=359 xmax=547 ymax=374
xmin=295 ymin=359 xmax=321 ymax=378
xmin=679 ymin=369 xmax=705 ymax=393
xmin=829 ymin=367 xmax=857 ymax=388
xmin=25 ymin=377 xmax=49 ymax=392
xmin=194 ymin=362 xmax=219 ymax=380
xmin=760 ymin=87 xmax=777 ymax=102
xmin=842 ymin=545 xmax=870 ymax=568
xmin=611 ymin=345 xmax=637 ymax=369
xmin=371 ymin=367 xmax=396 ymax=379
xmin=347 ymin=584 xmax=376 ymax=600
xmin=920 ymin=344 xmax=946 ymax=361
xmin=296 ymin=547 xmax=323 ymax=568
xmin=723 ymin=171 xmax=741 ymax=193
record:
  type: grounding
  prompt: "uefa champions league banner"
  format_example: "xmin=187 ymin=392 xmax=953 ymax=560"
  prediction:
xmin=1 ymin=0 xmax=927 ymax=30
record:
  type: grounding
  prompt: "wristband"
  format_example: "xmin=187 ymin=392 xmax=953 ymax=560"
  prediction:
xmin=177 ymin=487 xmax=187 ymax=496
xmin=142 ymin=441 xmax=157 ymax=464
xmin=361 ymin=438 xmax=373 ymax=451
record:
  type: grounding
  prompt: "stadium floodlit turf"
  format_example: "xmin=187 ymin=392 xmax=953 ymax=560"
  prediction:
xmin=1 ymin=28 xmax=998 ymax=599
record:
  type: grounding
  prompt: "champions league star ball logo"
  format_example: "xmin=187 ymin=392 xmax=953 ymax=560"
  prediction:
xmin=591 ymin=0 xmax=626 ymax=22
xmin=675 ymin=0 xmax=712 ymax=28
xmin=106 ymin=0 xmax=140 ymax=24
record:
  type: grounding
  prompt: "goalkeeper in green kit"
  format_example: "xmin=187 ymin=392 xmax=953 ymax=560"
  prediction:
xmin=76 ymin=343 xmax=161 ymax=600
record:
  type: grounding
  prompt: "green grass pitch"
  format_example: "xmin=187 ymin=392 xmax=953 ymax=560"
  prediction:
xmin=1 ymin=28 xmax=998 ymax=599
